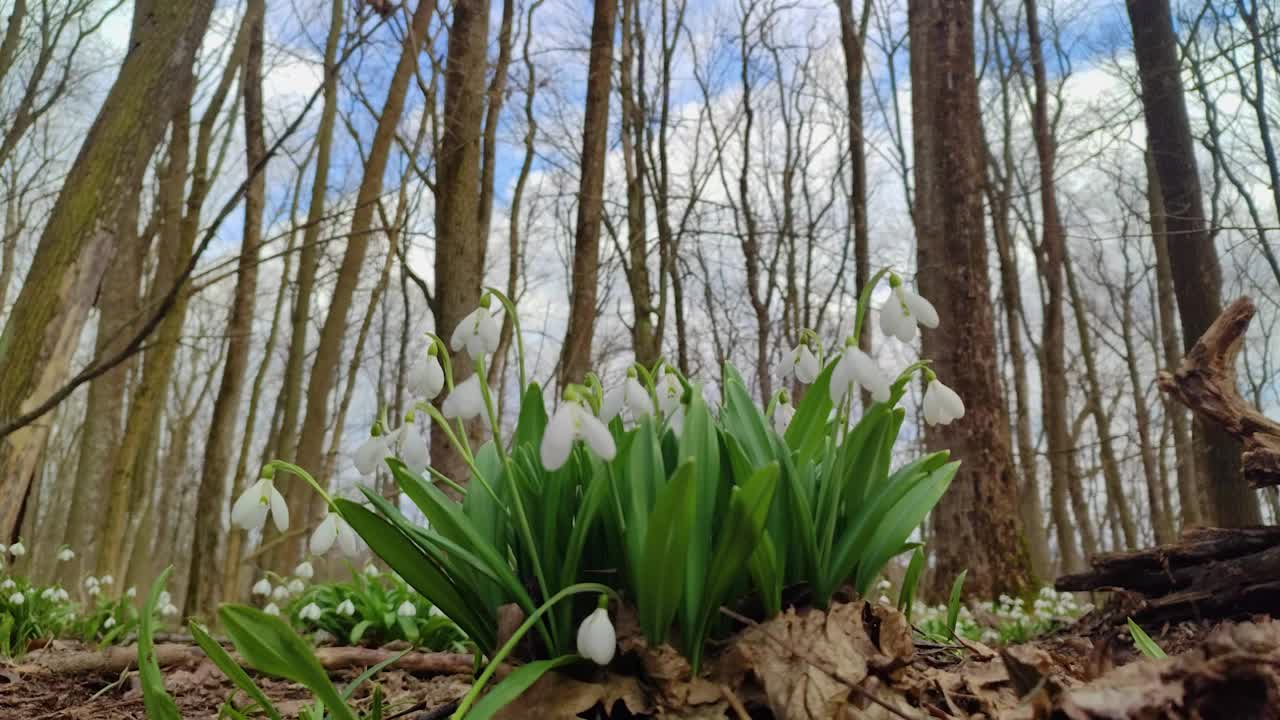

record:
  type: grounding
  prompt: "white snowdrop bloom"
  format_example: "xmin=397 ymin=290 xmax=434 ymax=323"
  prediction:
xmin=294 ymin=562 xmax=315 ymax=580
xmin=55 ymin=589 xmax=69 ymax=602
xmin=353 ymin=432 xmax=394 ymax=477
xmin=264 ymin=603 xmax=280 ymax=617
xmin=829 ymin=347 xmax=891 ymax=405
xmin=311 ymin=512 xmax=360 ymax=557
xmin=84 ymin=576 xmax=99 ymax=588
xmin=656 ymin=370 xmax=683 ymax=415
xmin=252 ymin=578 xmax=273 ymax=596
xmin=428 ymin=605 xmax=444 ymax=618
xmin=336 ymin=599 xmax=356 ymax=617
xmin=441 ymin=375 xmax=485 ymax=420
xmin=8 ymin=541 xmax=24 ymax=557
xmin=398 ymin=418 xmax=429 ymax=474
xmin=541 ymin=398 xmax=617 ymax=470
xmin=922 ymin=378 xmax=965 ymax=426
xmin=778 ymin=342 xmax=820 ymax=384
xmin=877 ymin=579 xmax=892 ymax=592
xmin=0 ymin=579 xmax=13 ymax=590
xmin=600 ymin=374 xmax=653 ymax=424
xmin=8 ymin=592 xmax=24 ymax=605
xmin=450 ymin=304 xmax=501 ymax=359
xmin=407 ymin=352 xmax=445 ymax=400
xmin=103 ymin=617 xmax=116 ymax=629
xmin=300 ymin=603 xmax=323 ymax=621
xmin=879 ymin=280 xmax=939 ymax=343
xmin=772 ymin=395 xmax=795 ymax=435
xmin=878 ymin=595 xmax=891 ymax=605
xmin=41 ymin=587 xmax=57 ymax=600
xmin=287 ymin=579 xmax=305 ymax=595
xmin=271 ymin=585 xmax=290 ymax=602
xmin=161 ymin=603 xmax=179 ymax=617
xmin=363 ymin=564 xmax=380 ymax=578
xmin=576 ymin=607 xmax=616 ymax=666
xmin=230 ymin=477 xmax=290 ymax=532
xmin=87 ymin=585 xmax=101 ymax=597
xmin=56 ymin=547 xmax=74 ymax=562
xmin=126 ymin=586 xmax=137 ymax=599
xmin=100 ymin=575 xmax=113 ymax=586
xmin=397 ymin=600 xmax=417 ymax=618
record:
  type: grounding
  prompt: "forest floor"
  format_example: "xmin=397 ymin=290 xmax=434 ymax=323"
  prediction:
xmin=2 ymin=607 xmax=1277 ymax=719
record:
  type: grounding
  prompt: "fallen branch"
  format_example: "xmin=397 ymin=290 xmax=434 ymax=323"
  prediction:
xmin=1156 ymin=296 xmax=1280 ymax=488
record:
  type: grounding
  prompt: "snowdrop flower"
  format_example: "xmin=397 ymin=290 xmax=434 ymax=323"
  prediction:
xmin=407 ymin=348 xmax=445 ymax=400
xmin=56 ymin=547 xmax=74 ymax=562
xmin=879 ymin=275 xmax=939 ymax=343
xmin=398 ymin=416 xmax=429 ymax=474
xmin=311 ymin=511 xmax=359 ymax=557
xmin=294 ymin=561 xmax=315 ymax=580
xmin=252 ymin=578 xmax=272 ymax=596
xmin=87 ymin=585 xmax=101 ymax=597
xmin=656 ymin=369 xmax=683 ymax=415
xmin=287 ymin=579 xmax=306 ymax=595
xmin=877 ymin=579 xmax=892 ymax=592
xmin=300 ymin=603 xmax=323 ymax=621
xmin=9 ymin=592 xmax=24 ymax=605
xmin=922 ymin=375 xmax=965 ymax=426
xmin=600 ymin=371 xmax=653 ymax=424
xmin=336 ymin=599 xmax=356 ymax=617
xmin=0 ymin=579 xmax=13 ymax=590
xmin=41 ymin=587 xmax=56 ymax=600
xmin=100 ymin=575 xmax=113 ymax=586
xmin=829 ymin=345 xmax=891 ymax=405
xmin=230 ymin=471 xmax=290 ymax=533
xmin=264 ymin=603 xmax=280 ymax=616
xmin=104 ymin=617 xmax=116 ymax=629
xmin=441 ymin=375 xmax=484 ymax=420
xmin=271 ymin=585 xmax=290 ymax=602
xmin=9 ymin=541 xmax=24 ymax=557
xmin=772 ymin=393 xmax=795 ymax=435
xmin=878 ymin=595 xmax=891 ymax=606
xmin=84 ymin=576 xmax=99 ymax=589
xmin=55 ymin=588 xmax=69 ymax=602
xmin=778 ymin=341 xmax=820 ymax=384
xmin=576 ymin=605 xmax=616 ymax=666
xmin=397 ymin=600 xmax=417 ymax=618
xmin=126 ymin=586 xmax=137 ymax=599
xmin=161 ymin=603 xmax=179 ymax=617
xmin=363 ymin=564 xmax=380 ymax=578
xmin=541 ymin=395 xmax=617 ymax=470
xmin=451 ymin=301 xmax=502 ymax=360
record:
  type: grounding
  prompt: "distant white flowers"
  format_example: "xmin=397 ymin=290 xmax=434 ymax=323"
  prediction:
xmin=879 ymin=277 xmax=939 ymax=343
xmin=231 ymin=474 xmax=289 ymax=533
xmin=8 ymin=540 xmax=24 ymax=557
xmin=0 ymin=579 xmax=13 ymax=590
xmin=576 ymin=606 xmax=616 ymax=666
xmin=264 ymin=603 xmax=280 ymax=617
xmin=541 ymin=395 xmax=616 ymax=470
xmin=252 ymin=578 xmax=273 ymax=596
xmin=336 ymin=599 xmax=356 ymax=617
xmin=294 ymin=561 xmax=315 ymax=580
xmin=397 ymin=600 xmax=417 ymax=618
xmin=830 ymin=346 xmax=890 ymax=405
xmin=300 ymin=603 xmax=323 ymax=622
xmin=103 ymin=616 xmax=116 ymax=629
xmin=922 ymin=376 xmax=965 ymax=426
xmin=311 ymin=511 xmax=359 ymax=557
xmin=7 ymin=592 xmax=23 ymax=606
xmin=56 ymin=547 xmax=74 ymax=562
xmin=451 ymin=303 xmax=501 ymax=360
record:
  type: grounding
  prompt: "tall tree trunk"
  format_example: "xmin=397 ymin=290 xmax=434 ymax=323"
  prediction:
xmin=186 ymin=0 xmax=266 ymax=618
xmin=1126 ymin=0 xmax=1260 ymax=526
xmin=836 ymin=0 xmax=872 ymax=354
xmin=431 ymin=0 xmax=490 ymax=487
xmin=0 ymin=0 xmax=216 ymax=541
xmin=559 ymin=0 xmax=618 ymax=388
xmin=909 ymin=0 xmax=1032 ymax=599
xmin=618 ymin=0 xmax=658 ymax=366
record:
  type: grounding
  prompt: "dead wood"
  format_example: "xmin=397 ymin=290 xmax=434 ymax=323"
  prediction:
xmin=1156 ymin=295 xmax=1280 ymax=488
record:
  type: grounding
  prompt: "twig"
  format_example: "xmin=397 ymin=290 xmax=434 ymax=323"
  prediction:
xmin=720 ymin=683 xmax=752 ymax=720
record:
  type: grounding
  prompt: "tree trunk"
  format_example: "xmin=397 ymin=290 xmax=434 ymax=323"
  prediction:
xmin=1125 ymin=0 xmax=1260 ymax=526
xmin=908 ymin=0 xmax=1032 ymax=599
xmin=559 ymin=0 xmax=618 ymax=388
xmin=0 ymin=0 xmax=215 ymax=542
xmin=836 ymin=0 xmax=872 ymax=355
xmin=186 ymin=0 xmax=266 ymax=618
xmin=618 ymin=0 xmax=658 ymax=366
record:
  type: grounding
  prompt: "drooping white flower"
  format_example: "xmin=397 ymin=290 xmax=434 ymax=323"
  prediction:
xmin=441 ymin=375 xmax=484 ymax=420
xmin=450 ymin=304 xmax=501 ymax=359
xmin=294 ymin=562 xmax=314 ymax=580
xmin=287 ymin=579 xmax=306 ymax=595
xmin=84 ymin=576 xmax=99 ymax=589
xmin=922 ymin=377 xmax=965 ymax=426
xmin=161 ymin=603 xmax=179 ymax=617
xmin=0 ymin=579 xmax=13 ymax=590
xmin=126 ymin=586 xmax=137 ymax=599
xmin=271 ymin=585 xmax=290 ymax=602
xmin=407 ymin=352 xmax=445 ymax=400
xmin=311 ymin=512 xmax=360 ymax=557
xmin=599 ymin=374 xmax=653 ymax=424
xmin=772 ymin=394 xmax=795 ymax=435
xmin=829 ymin=347 xmax=891 ymax=405
xmin=87 ymin=585 xmax=101 ymax=597
xmin=8 ymin=592 xmax=23 ymax=605
xmin=264 ymin=603 xmax=280 ymax=616
xmin=398 ymin=417 xmax=429 ymax=474
xmin=363 ymin=564 xmax=380 ymax=578
xmin=252 ymin=578 xmax=273 ymax=596
xmin=878 ymin=595 xmax=891 ymax=606
xmin=158 ymin=590 xmax=172 ymax=607
xmin=230 ymin=477 xmax=290 ymax=533
xmin=876 ymin=579 xmax=892 ymax=592
xmin=100 ymin=575 xmax=113 ymax=586
xmin=778 ymin=342 xmax=820 ymax=384
xmin=336 ymin=599 xmax=356 ymax=617
xmin=103 ymin=616 xmax=116 ymax=629
xmin=576 ymin=607 xmax=616 ymax=666
xmin=397 ymin=600 xmax=417 ymax=617
xmin=656 ymin=370 xmax=683 ymax=415
xmin=41 ymin=587 xmax=56 ymax=600
xmin=354 ymin=432 xmax=394 ymax=476
xmin=879 ymin=280 xmax=939 ymax=343
xmin=55 ymin=589 xmax=69 ymax=602
xmin=9 ymin=541 xmax=24 ymax=557
xmin=541 ymin=398 xmax=617 ymax=470
xmin=300 ymin=603 xmax=323 ymax=621
xmin=56 ymin=547 xmax=74 ymax=562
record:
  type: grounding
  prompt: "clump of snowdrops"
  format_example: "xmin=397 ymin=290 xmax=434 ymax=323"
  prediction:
xmin=909 ymin=585 xmax=1093 ymax=645
xmin=219 ymin=268 xmax=964 ymax=717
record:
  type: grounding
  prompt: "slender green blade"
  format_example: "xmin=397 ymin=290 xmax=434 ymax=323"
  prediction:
xmin=138 ymin=568 xmax=181 ymax=720
xmin=464 ymin=655 xmax=580 ymax=720
xmin=190 ymin=621 xmax=284 ymax=720
xmin=1127 ymin=618 xmax=1168 ymax=659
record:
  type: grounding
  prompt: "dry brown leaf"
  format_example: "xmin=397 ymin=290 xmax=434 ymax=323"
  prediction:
xmin=491 ymin=670 xmax=650 ymax=720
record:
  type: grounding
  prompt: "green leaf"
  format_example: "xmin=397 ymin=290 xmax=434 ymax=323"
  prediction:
xmin=341 ymin=649 xmax=409 ymax=701
xmin=219 ymin=604 xmax=358 ymax=720
xmin=638 ymin=460 xmax=696 ymax=643
xmin=853 ymin=460 xmax=958 ymax=593
xmin=946 ymin=570 xmax=968 ymax=640
xmin=512 ymin=382 xmax=548 ymax=449
xmin=464 ymin=655 xmax=580 ymax=720
xmin=190 ymin=620 xmax=284 ymax=720
xmin=677 ymin=391 xmax=720 ymax=635
xmin=1127 ymin=618 xmax=1168 ymax=659
xmin=897 ymin=547 xmax=926 ymax=621
xmin=784 ymin=361 xmax=835 ymax=461
xmin=138 ymin=568 xmax=181 ymax=720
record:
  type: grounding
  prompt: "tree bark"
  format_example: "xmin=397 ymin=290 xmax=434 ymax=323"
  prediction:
xmin=0 ymin=0 xmax=216 ymax=542
xmin=908 ymin=0 xmax=1032 ymax=599
xmin=836 ymin=0 xmax=872 ymax=355
xmin=559 ymin=0 xmax=618 ymax=388
xmin=1126 ymin=0 xmax=1260 ymax=526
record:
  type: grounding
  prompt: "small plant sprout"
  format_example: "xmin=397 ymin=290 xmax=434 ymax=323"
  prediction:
xmin=922 ymin=369 xmax=966 ymax=426
xmin=576 ymin=596 xmax=616 ymax=666
xmin=778 ymin=333 xmax=821 ymax=384
xmin=441 ymin=374 xmax=484 ymax=420
xmin=300 ymin=603 xmax=323 ymax=622
xmin=56 ymin=546 xmax=74 ymax=562
xmin=9 ymin=540 xmax=25 ymax=557
xmin=541 ymin=389 xmax=617 ymax=470
xmin=311 ymin=511 xmax=359 ymax=557
xmin=771 ymin=390 xmax=795 ymax=434
xmin=407 ymin=342 xmax=445 ymax=400
xmin=829 ymin=340 xmax=891 ymax=404
xmin=251 ymin=578 xmax=272 ymax=596
xmin=879 ymin=272 xmax=940 ymax=343
xmin=399 ymin=411 xmax=429 ymax=474
xmin=396 ymin=600 xmax=417 ymax=618
xmin=599 ymin=367 xmax=653 ymax=424
xmin=230 ymin=466 xmax=290 ymax=532
xmin=451 ymin=294 xmax=501 ymax=359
